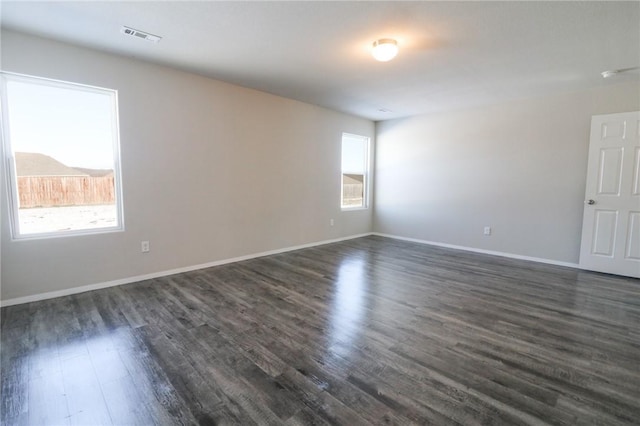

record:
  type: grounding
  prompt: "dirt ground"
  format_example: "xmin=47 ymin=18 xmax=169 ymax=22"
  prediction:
xmin=19 ymin=204 xmax=118 ymax=235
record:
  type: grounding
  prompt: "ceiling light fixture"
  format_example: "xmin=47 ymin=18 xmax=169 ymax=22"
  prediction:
xmin=372 ymin=39 xmax=398 ymax=62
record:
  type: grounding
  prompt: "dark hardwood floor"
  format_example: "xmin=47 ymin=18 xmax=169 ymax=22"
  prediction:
xmin=2 ymin=235 xmax=639 ymax=425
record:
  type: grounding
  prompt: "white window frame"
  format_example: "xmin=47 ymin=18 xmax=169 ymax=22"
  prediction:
xmin=341 ymin=133 xmax=370 ymax=210
xmin=0 ymin=72 xmax=125 ymax=240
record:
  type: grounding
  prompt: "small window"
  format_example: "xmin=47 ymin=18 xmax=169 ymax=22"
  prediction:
xmin=1 ymin=73 xmax=124 ymax=239
xmin=341 ymin=133 xmax=369 ymax=209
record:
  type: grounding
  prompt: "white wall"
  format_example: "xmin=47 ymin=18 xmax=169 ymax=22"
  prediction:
xmin=0 ymin=30 xmax=374 ymax=302
xmin=374 ymin=81 xmax=640 ymax=264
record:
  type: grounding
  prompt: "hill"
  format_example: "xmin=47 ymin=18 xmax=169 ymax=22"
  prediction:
xmin=15 ymin=152 xmax=112 ymax=177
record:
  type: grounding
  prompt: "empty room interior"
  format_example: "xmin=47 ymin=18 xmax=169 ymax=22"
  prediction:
xmin=1 ymin=1 xmax=639 ymax=425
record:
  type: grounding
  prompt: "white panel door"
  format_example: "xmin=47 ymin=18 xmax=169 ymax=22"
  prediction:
xmin=579 ymin=111 xmax=640 ymax=278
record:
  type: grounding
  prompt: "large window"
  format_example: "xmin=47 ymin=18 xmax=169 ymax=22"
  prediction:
xmin=341 ymin=133 xmax=369 ymax=209
xmin=1 ymin=73 xmax=124 ymax=239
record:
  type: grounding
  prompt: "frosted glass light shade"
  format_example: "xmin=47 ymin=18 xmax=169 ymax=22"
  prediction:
xmin=372 ymin=39 xmax=398 ymax=62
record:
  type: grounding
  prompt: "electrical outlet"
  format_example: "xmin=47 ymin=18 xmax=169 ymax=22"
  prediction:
xmin=141 ymin=241 xmax=150 ymax=253
xmin=483 ymin=226 xmax=491 ymax=236
xmin=330 ymin=219 xmax=334 ymax=226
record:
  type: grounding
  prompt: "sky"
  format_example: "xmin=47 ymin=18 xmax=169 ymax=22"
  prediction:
xmin=6 ymin=79 xmax=117 ymax=170
xmin=342 ymin=134 xmax=369 ymax=174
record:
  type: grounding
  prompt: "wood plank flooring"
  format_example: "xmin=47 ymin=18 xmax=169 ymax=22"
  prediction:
xmin=2 ymin=235 xmax=639 ymax=425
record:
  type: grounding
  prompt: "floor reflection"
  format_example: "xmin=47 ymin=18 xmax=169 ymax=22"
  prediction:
xmin=22 ymin=329 xmax=152 ymax=425
xmin=326 ymin=253 xmax=369 ymax=359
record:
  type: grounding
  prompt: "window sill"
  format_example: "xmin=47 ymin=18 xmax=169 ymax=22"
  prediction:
xmin=341 ymin=206 xmax=369 ymax=212
xmin=11 ymin=225 xmax=124 ymax=242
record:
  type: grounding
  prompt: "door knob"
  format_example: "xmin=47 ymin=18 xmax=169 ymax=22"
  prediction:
xmin=585 ymin=199 xmax=596 ymax=205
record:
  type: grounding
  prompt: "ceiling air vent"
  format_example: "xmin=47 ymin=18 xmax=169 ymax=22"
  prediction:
xmin=120 ymin=26 xmax=161 ymax=43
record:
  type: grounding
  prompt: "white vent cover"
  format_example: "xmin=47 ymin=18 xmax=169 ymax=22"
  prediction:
xmin=120 ymin=26 xmax=161 ymax=43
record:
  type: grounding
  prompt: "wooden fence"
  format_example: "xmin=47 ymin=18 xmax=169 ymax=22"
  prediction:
xmin=342 ymin=183 xmax=364 ymax=206
xmin=18 ymin=175 xmax=115 ymax=208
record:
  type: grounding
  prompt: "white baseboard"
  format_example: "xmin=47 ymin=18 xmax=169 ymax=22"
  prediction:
xmin=1 ymin=232 xmax=374 ymax=307
xmin=372 ymin=232 xmax=579 ymax=269
xmin=1 ymin=232 xmax=579 ymax=307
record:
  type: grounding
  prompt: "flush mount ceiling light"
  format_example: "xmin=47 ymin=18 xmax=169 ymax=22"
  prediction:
xmin=372 ymin=39 xmax=398 ymax=62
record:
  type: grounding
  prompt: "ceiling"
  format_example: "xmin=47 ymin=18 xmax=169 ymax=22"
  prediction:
xmin=1 ymin=1 xmax=639 ymax=121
